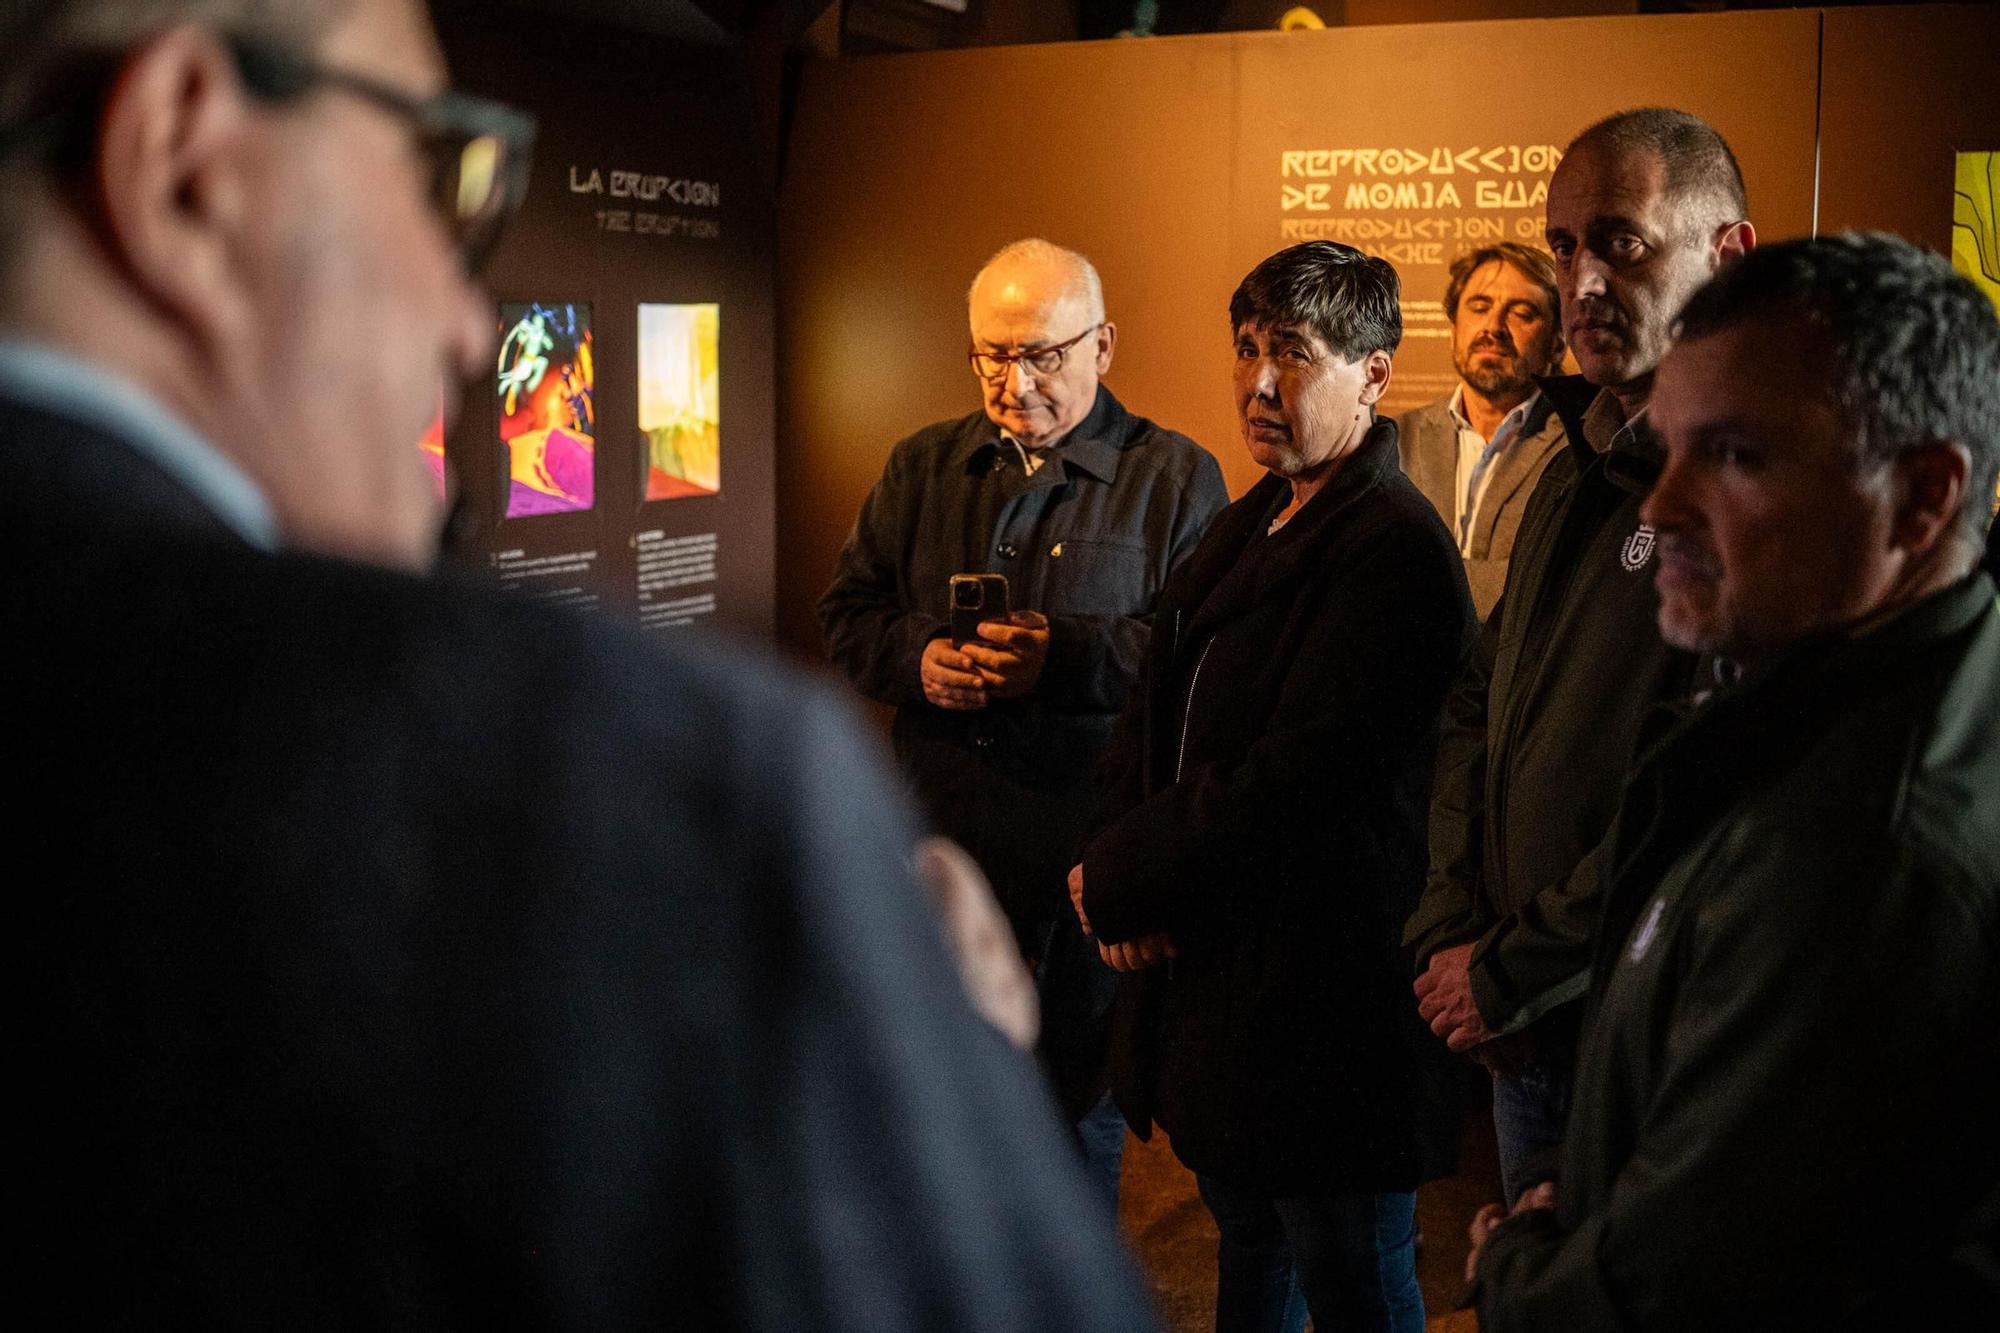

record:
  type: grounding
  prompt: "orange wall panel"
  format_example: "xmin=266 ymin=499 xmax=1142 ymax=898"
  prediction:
xmin=776 ymin=6 xmax=1984 ymax=660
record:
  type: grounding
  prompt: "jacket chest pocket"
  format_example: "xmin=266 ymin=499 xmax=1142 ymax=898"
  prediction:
xmin=1040 ymin=539 xmax=1152 ymax=616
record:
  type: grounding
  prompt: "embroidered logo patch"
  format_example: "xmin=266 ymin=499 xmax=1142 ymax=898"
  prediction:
xmin=1628 ymin=896 xmax=1667 ymax=963
xmin=1621 ymin=523 xmax=1657 ymax=572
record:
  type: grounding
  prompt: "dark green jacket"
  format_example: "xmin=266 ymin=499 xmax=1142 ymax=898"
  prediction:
xmin=1477 ymin=575 xmax=2000 ymax=1330
xmin=1403 ymin=378 xmax=1700 ymax=1032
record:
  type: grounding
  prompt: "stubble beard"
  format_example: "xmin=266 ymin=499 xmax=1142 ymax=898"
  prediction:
xmin=1455 ymin=349 xmax=1533 ymax=398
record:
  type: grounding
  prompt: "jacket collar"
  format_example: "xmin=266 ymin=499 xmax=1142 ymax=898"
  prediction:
xmin=1727 ymin=570 xmax=1994 ymax=708
xmin=1518 ymin=388 xmax=1559 ymax=441
xmin=0 ymin=391 xmax=250 ymax=546
xmin=1642 ymin=573 xmax=1997 ymax=808
xmin=0 ymin=339 xmax=278 ymax=549
xmin=1179 ymin=418 xmax=1401 ymax=645
xmin=1602 ymin=572 xmax=1998 ymax=991
xmin=1534 ymin=374 xmax=1662 ymax=496
xmin=963 ymin=384 xmax=1127 ymax=483
xmin=1539 ymin=373 xmax=1611 ymax=473
xmin=1446 ymin=383 xmax=1554 ymax=443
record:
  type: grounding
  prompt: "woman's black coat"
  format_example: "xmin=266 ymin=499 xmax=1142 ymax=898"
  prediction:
xmin=1080 ymin=421 xmax=1475 ymax=1195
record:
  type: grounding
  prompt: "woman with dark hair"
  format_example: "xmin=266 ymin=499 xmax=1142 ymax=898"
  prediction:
xmin=1069 ymin=241 xmax=1475 ymax=1333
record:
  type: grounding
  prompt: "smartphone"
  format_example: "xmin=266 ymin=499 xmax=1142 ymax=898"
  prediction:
xmin=949 ymin=573 xmax=1010 ymax=647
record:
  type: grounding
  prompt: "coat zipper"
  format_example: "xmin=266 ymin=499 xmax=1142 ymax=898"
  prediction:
xmin=1176 ymin=635 xmax=1215 ymax=782
xmin=1164 ymin=627 xmax=1212 ymax=982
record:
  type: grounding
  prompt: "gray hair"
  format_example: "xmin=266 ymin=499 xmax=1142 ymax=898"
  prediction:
xmin=968 ymin=238 xmax=1106 ymax=324
xmin=0 ymin=0 xmax=344 ymax=282
xmin=1676 ymin=232 xmax=2000 ymax=557
xmin=2 ymin=0 xmax=341 ymax=121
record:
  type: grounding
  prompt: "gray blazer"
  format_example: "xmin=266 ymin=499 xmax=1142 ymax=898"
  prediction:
xmin=1395 ymin=392 xmax=1568 ymax=618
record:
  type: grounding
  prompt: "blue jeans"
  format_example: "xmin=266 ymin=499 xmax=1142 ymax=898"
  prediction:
xmin=1492 ymin=1053 xmax=1573 ymax=1206
xmin=1074 ymin=1090 xmax=1126 ymax=1214
xmin=1195 ymin=1174 xmax=1424 ymax=1333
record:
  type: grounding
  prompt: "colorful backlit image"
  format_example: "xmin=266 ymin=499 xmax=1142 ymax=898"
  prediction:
xmin=638 ymin=303 xmax=720 ymax=501
xmin=419 ymin=395 xmax=447 ymax=500
xmin=498 ymin=302 xmax=595 ymax=518
xmin=1954 ymin=152 xmax=2000 ymax=318
xmin=1953 ymin=152 xmax=2000 ymax=514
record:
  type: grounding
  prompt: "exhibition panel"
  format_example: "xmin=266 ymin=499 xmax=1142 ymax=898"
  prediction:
xmin=432 ymin=0 xmax=777 ymax=637
xmin=1225 ymin=11 xmax=1816 ymax=415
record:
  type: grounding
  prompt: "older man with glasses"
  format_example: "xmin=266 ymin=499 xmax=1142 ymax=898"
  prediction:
xmin=0 ymin=2 xmax=1159 ymax=1326
xmin=821 ymin=239 xmax=1227 ymax=1203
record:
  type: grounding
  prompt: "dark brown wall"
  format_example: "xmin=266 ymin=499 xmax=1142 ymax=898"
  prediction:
xmin=1344 ymin=0 xmax=1634 ymax=24
xmin=778 ymin=31 xmax=1239 ymax=660
xmin=776 ymin=8 xmax=1831 ymax=659
xmin=1818 ymin=4 xmax=2000 ymax=250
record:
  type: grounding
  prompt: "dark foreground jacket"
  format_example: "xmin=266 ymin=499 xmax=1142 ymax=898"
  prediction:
xmin=1082 ymin=423 xmax=1476 ymax=1194
xmin=1404 ymin=377 xmax=1701 ymax=1035
xmin=1477 ymin=574 xmax=2000 ymax=1331
xmin=7 ymin=395 xmax=1158 ymax=1331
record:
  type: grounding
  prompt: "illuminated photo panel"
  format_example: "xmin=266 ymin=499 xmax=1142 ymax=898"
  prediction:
xmin=637 ymin=303 xmax=720 ymax=501
xmin=419 ymin=395 xmax=447 ymax=500
xmin=1953 ymin=152 xmax=1999 ymax=316
xmin=498 ymin=302 xmax=596 ymax=518
xmin=1953 ymin=152 xmax=1999 ymax=514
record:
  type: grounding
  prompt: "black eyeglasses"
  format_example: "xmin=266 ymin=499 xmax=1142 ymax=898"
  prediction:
xmin=0 ymin=33 xmax=537 ymax=275
xmin=227 ymin=37 xmax=536 ymax=274
xmin=968 ymin=323 xmax=1104 ymax=382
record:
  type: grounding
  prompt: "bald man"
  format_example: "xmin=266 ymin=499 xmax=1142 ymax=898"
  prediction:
xmin=1406 ymin=108 xmax=1756 ymax=1205
xmin=821 ymin=240 xmax=1226 ymax=1198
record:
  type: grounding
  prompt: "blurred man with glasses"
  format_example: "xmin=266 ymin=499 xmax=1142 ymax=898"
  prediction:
xmin=0 ymin=3 xmax=1156 ymax=1326
xmin=821 ymin=239 xmax=1227 ymax=1204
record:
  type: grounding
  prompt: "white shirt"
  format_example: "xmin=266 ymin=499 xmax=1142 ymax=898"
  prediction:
xmin=998 ymin=430 xmax=1048 ymax=476
xmin=1447 ymin=383 xmax=1541 ymax=554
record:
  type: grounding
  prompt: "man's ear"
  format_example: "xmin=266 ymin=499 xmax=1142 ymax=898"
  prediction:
xmin=1711 ymin=218 xmax=1756 ymax=269
xmin=1358 ymin=348 xmax=1393 ymax=407
xmin=1093 ymin=320 xmax=1117 ymax=376
xmin=1891 ymin=439 xmax=1971 ymax=560
xmin=93 ymin=27 xmax=257 ymax=342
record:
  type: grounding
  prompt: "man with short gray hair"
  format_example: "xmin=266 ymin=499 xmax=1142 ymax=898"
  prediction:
xmin=1472 ymin=230 xmax=2000 ymax=1331
xmin=821 ymin=239 xmax=1227 ymax=1199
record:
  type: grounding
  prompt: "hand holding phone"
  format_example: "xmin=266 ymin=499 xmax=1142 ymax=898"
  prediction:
xmin=960 ymin=609 xmax=1049 ymax=699
xmin=920 ymin=637 xmax=988 ymax=711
